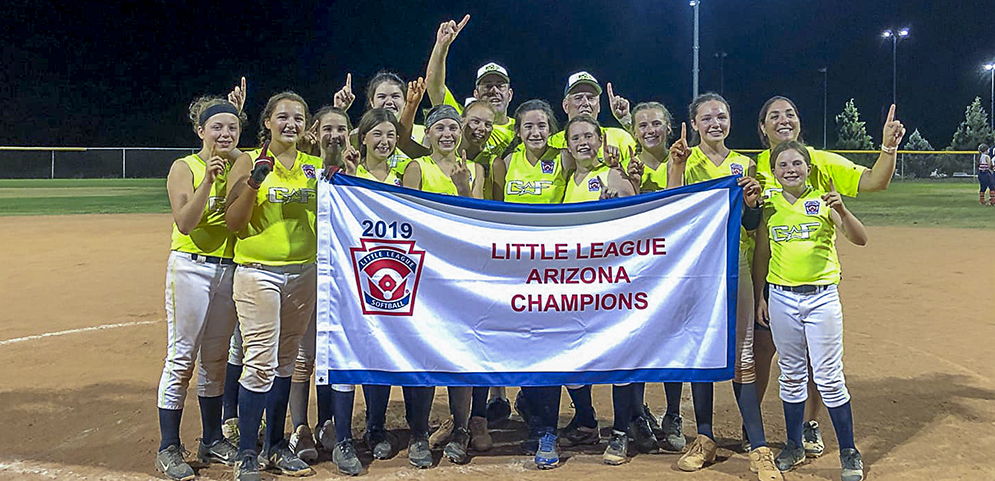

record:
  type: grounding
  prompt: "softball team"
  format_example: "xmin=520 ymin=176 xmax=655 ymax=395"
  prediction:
xmin=157 ymin=18 xmax=903 ymax=481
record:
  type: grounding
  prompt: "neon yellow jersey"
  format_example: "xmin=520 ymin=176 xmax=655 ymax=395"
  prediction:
xmin=549 ymin=127 xmax=636 ymax=169
xmin=684 ymin=146 xmax=755 ymax=258
xmin=170 ymin=154 xmax=236 ymax=258
xmin=563 ymin=164 xmax=612 ymax=204
xmin=640 ymin=155 xmax=671 ymax=193
xmin=442 ymin=87 xmax=516 ymax=155
xmin=355 ymin=163 xmax=401 ymax=186
xmin=756 ymin=147 xmax=865 ymax=199
xmin=764 ymin=188 xmax=840 ymax=286
xmin=234 ymin=149 xmax=322 ymax=266
xmin=504 ymin=145 xmax=567 ymax=204
xmin=408 ymin=156 xmax=473 ymax=196
xmin=387 ymin=124 xmax=426 ymax=174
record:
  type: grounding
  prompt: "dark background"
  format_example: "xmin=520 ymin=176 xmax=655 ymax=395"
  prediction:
xmin=2 ymin=0 xmax=992 ymax=149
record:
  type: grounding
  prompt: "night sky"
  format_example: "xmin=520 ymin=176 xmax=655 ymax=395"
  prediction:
xmin=3 ymin=0 xmax=993 ymax=149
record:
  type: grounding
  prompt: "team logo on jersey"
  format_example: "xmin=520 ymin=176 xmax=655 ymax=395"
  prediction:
xmin=301 ymin=164 xmax=316 ymax=179
xmin=729 ymin=163 xmax=744 ymax=176
xmin=268 ymin=187 xmax=315 ymax=204
xmin=804 ymin=200 xmax=821 ymax=215
xmin=207 ymin=196 xmax=226 ymax=213
xmin=350 ymin=239 xmax=425 ymax=316
xmin=507 ymin=180 xmax=553 ymax=196
xmin=770 ymin=222 xmax=821 ymax=242
xmin=588 ymin=177 xmax=602 ymax=192
xmin=393 ymin=179 xmax=402 ymax=186
xmin=540 ymin=160 xmax=555 ymax=174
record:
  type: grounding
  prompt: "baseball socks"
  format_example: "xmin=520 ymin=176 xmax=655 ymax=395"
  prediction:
xmin=664 ymin=382 xmax=683 ymax=417
xmin=316 ymin=384 xmax=333 ymax=428
xmin=827 ymin=401 xmax=856 ymax=450
xmin=783 ymin=400 xmax=806 ymax=446
xmin=333 ymin=389 xmax=355 ymax=442
xmin=289 ymin=381 xmax=310 ymax=429
xmin=733 ymin=382 xmax=767 ymax=448
xmin=158 ymin=408 xmax=183 ymax=450
xmin=237 ymin=385 xmax=267 ymax=454
xmin=222 ymin=363 xmax=242 ymax=421
xmin=265 ymin=377 xmax=293 ymax=449
xmin=567 ymin=386 xmax=598 ymax=428
xmin=199 ymin=395 xmax=224 ymax=444
xmin=690 ymin=382 xmax=714 ymax=439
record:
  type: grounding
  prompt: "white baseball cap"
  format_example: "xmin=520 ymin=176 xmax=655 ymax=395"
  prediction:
xmin=464 ymin=97 xmax=477 ymax=107
xmin=476 ymin=62 xmax=510 ymax=84
xmin=564 ymin=71 xmax=602 ymax=96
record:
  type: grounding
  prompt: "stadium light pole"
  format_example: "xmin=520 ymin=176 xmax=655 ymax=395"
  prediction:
xmin=690 ymin=0 xmax=700 ymax=98
xmin=715 ymin=51 xmax=728 ymax=94
xmin=882 ymin=27 xmax=909 ymax=106
xmin=818 ymin=66 xmax=828 ymax=148
xmin=985 ymin=63 xmax=995 ymax=130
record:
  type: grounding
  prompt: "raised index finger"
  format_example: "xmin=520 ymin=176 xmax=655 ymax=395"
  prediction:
xmin=828 ymin=178 xmax=837 ymax=192
xmin=886 ymin=103 xmax=896 ymax=124
xmin=680 ymin=122 xmax=687 ymax=143
xmin=345 ymin=73 xmax=352 ymax=91
xmin=607 ymin=82 xmax=615 ymax=100
xmin=456 ymin=14 xmax=470 ymax=33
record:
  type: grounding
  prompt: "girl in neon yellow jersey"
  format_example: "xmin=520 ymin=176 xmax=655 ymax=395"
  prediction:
xmin=753 ymin=140 xmax=868 ymax=481
xmin=752 ymin=97 xmax=905 ymax=457
xmin=491 ymin=99 xmax=566 ymax=203
xmin=225 ymin=91 xmax=321 ymax=481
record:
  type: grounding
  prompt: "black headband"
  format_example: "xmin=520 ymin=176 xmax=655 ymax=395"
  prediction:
xmin=199 ymin=103 xmax=240 ymax=126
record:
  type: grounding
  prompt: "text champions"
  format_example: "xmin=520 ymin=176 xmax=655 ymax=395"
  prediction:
xmin=490 ymin=238 xmax=666 ymax=313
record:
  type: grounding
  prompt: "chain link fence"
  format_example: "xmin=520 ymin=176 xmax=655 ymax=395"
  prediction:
xmin=0 ymin=147 xmax=984 ymax=180
xmin=0 ymin=147 xmax=198 ymax=179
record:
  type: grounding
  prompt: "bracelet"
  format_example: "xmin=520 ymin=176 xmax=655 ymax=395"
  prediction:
xmin=880 ymin=144 xmax=897 ymax=154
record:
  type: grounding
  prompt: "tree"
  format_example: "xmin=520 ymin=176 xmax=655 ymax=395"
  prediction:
xmin=835 ymin=98 xmax=874 ymax=150
xmin=948 ymin=97 xmax=993 ymax=151
xmin=901 ymin=128 xmax=935 ymax=178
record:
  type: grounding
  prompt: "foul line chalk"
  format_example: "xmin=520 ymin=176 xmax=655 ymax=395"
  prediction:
xmin=0 ymin=320 xmax=160 ymax=347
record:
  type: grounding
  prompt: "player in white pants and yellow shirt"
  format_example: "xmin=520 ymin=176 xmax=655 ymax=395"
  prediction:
xmin=225 ymin=91 xmax=321 ymax=481
xmin=753 ymin=140 xmax=868 ymax=481
xmin=156 ymin=97 xmax=245 ymax=481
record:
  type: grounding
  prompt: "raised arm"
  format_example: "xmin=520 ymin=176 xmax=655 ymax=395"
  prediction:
xmin=426 ymin=15 xmax=469 ymax=106
xmin=666 ymin=122 xmax=690 ymax=189
xmin=397 ymin=78 xmax=432 ymax=158
xmin=858 ymin=103 xmax=906 ymax=192
xmin=167 ymin=147 xmax=225 ymax=234
xmin=824 ymin=179 xmax=868 ymax=246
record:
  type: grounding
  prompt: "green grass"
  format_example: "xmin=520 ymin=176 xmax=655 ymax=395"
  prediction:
xmin=0 ymin=179 xmax=169 ymax=215
xmin=0 ymin=178 xmax=992 ymax=229
xmin=845 ymin=179 xmax=995 ymax=229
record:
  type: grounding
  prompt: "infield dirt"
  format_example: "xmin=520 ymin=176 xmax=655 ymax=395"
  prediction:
xmin=1 ymin=214 xmax=993 ymax=480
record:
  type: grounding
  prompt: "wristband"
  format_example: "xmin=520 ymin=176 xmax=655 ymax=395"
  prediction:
xmin=881 ymin=144 xmax=897 ymax=154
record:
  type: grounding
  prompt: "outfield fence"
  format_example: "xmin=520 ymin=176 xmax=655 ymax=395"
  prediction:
xmin=0 ymin=146 xmax=983 ymax=180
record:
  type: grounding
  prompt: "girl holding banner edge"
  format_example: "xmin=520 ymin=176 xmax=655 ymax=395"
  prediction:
xmin=675 ymin=93 xmax=779 ymax=481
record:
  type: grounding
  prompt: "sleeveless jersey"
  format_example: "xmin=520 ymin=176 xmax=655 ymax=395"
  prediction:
xmin=503 ymin=145 xmax=566 ymax=204
xmin=683 ymin=146 xmax=755 ymax=258
xmin=639 ymin=154 xmax=671 ymax=193
xmin=356 ymin=163 xmax=401 ymax=186
xmin=764 ymin=188 xmax=841 ymax=286
xmin=442 ymin=87 xmax=517 ymax=155
xmin=756 ymin=147 xmax=865 ymax=199
xmin=409 ymin=156 xmax=473 ymax=196
xmin=387 ymin=124 xmax=427 ymax=173
xmin=233 ymin=149 xmax=323 ymax=266
xmin=170 ymin=154 xmax=236 ymax=258
xmin=563 ymin=164 xmax=612 ymax=204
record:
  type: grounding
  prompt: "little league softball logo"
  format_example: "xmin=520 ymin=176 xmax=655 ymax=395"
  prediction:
xmin=588 ymin=177 xmax=602 ymax=192
xmin=350 ymin=238 xmax=425 ymax=316
xmin=804 ymin=200 xmax=821 ymax=215
xmin=301 ymin=164 xmax=316 ymax=179
xmin=729 ymin=163 xmax=744 ymax=176
xmin=540 ymin=160 xmax=555 ymax=174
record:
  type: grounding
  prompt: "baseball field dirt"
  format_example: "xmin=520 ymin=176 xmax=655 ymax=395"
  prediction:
xmin=1 ymin=214 xmax=993 ymax=480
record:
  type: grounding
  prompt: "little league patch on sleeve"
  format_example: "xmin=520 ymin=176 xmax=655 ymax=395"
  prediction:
xmin=804 ymin=200 xmax=821 ymax=215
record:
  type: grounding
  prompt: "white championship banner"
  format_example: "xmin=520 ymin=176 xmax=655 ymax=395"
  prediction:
xmin=316 ymin=174 xmax=743 ymax=386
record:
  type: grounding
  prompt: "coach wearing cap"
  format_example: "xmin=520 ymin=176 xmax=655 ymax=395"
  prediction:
xmin=549 ymin=71 xmax=637 ymax=168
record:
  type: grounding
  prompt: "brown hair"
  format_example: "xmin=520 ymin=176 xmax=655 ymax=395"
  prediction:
xmin=187 ymin=96 xmax=247 ymax=134
xmin=630 ymin=101 xmax=673 ymax=153
xmin=769 ymin=139 xmax=812 ymax=171
xmin=757 ymin=95 xmax=804 ymax=148
xmin=356 ymin=108 xmax=401 ymax=159
xmin=365 ymin=71 xmax=407 ymax=110
xmin=257 ymin=91 xmax=309 ymax=146
xmin=687 ymin=92 xmax=730 ymax=145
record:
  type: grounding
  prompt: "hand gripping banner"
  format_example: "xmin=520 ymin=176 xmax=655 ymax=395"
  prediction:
xmin=316 ymin=174 xmax=743 ymax=386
